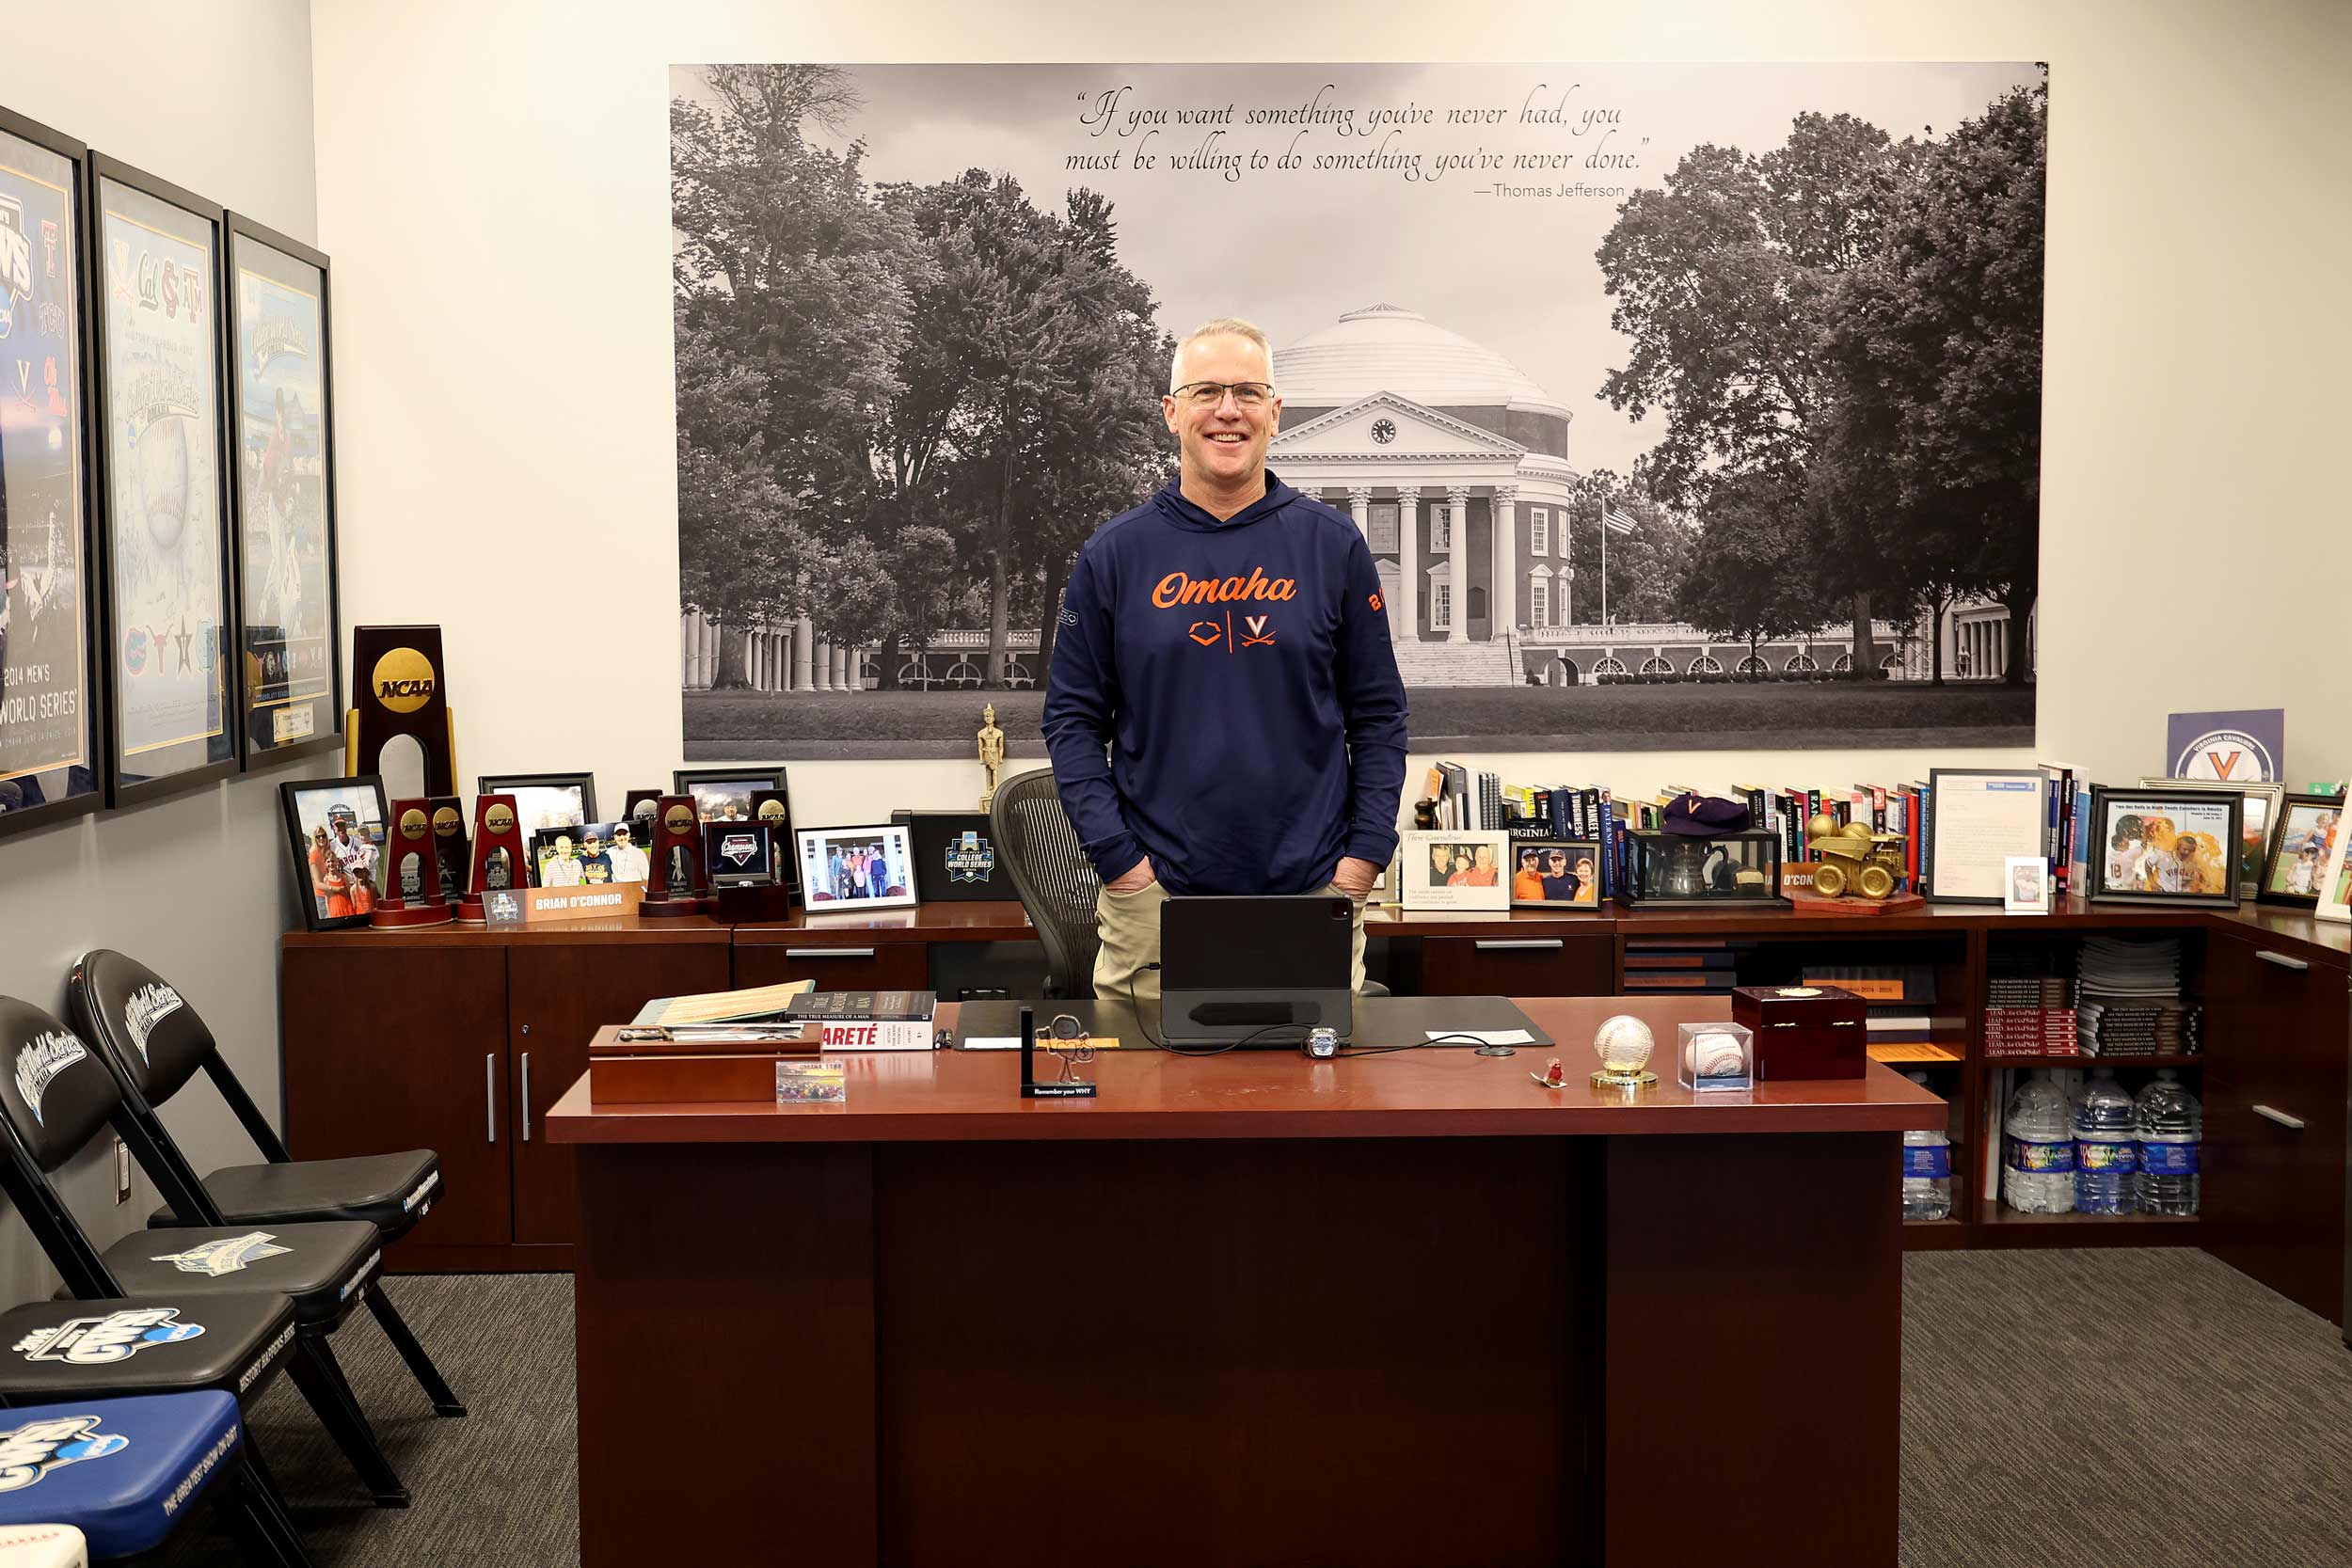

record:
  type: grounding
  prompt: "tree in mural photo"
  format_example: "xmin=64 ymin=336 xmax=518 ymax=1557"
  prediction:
xmin=1562 ymin=469 xmax=1698 ymax=626
xmin=1597 ymin=83 xmax=2045 ymax=683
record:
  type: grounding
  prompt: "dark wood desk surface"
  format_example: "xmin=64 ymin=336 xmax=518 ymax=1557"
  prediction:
xmin=547 ymin=995 xmax=1946 ymax=1144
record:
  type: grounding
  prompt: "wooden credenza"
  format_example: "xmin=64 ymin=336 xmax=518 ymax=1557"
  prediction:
xmin=282 ymin=897 xmax=2349 ymax=1316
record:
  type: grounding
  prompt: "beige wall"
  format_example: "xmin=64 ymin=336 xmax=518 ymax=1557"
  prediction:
xmin=311 ymin=0 xmax=2352 ymax=832
xmin=0 ymin=0 xmax=326 ymax=1302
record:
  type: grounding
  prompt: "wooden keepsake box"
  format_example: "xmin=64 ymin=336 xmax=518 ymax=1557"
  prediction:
xmin=1730 ymin=984 xmax=1868 ymax=1080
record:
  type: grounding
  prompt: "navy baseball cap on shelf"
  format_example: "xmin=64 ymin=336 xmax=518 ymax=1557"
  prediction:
xmin=1661 ymin=793 xmax=1754 ymax=836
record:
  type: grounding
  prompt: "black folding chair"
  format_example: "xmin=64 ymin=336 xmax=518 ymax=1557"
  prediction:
xmin=0 ymin=999 xmax=411 ymax=1507
xmin=68 ymin=950 xmax=464 ymax=1419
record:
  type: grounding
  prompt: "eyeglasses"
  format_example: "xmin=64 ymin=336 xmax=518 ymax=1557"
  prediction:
xmin=1171 ymin=380 xmax=1272 ymax=409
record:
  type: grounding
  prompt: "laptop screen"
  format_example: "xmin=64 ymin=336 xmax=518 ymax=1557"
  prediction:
xmin=1162 ymin=895 xmax=1352 ymax=991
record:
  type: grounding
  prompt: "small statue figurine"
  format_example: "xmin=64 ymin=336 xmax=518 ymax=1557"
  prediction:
xmin=977 ymin=703 xmax=1006 ymax=812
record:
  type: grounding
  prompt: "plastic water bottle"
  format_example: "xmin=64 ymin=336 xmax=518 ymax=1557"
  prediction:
xmin=2002 ymin=1071 xmax=2074 ymax=1214
xmin=1901 ymin=1071 xmax=1953 ymax=1221
xmin=2135 ymin=1069 xmax=2202 ymax=1216
xmin=2072 ymin=1068 xmax=2138 ymax=1215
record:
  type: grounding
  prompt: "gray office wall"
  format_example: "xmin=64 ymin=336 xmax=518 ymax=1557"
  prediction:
xmin=0 ymin=1 xmax=325 ymax=1302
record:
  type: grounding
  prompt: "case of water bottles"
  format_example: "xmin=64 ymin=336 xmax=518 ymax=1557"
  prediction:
xmin=2000 ymin=1066 xmax=2201 ymax=1217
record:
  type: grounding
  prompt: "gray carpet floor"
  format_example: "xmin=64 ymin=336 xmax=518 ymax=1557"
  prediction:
xmin=151 ymin=1251 xmax=2352 ymax=1566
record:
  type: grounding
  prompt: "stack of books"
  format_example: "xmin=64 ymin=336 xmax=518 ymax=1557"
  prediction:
xmin=2074 ymin=936 xmax=2200 ymax=1057
xmin=1984 ymin=952 xmax=2077 ymax=1057
xmin=1621 ymin=938 xmax=1743 ymax=994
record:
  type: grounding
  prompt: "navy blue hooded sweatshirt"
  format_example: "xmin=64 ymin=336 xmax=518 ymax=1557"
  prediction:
xmin=1041 ymin=470 xmax=1408 ymax=895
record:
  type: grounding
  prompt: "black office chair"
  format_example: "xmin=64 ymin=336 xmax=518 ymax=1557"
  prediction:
xmin=66 ymin=950 xmax=465 ymax=1420
xmin=0 ymin=998 xmax=411 ymax=1508
xmin=989 ymin=768 xmax=1103 ymax=998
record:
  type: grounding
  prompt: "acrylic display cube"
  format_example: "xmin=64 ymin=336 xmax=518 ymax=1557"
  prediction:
xmin=1676 ymin=1022 xmax=1755 ymax=1092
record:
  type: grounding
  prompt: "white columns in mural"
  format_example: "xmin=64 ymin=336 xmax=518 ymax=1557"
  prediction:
xmin=814 ymin=640 xmax=834 ymax=692
xmin=793 ymin=618 xmax=814 ymax=691
xmin=1445 ymin=488 xmax=1470 ymax=644
xmin=1394 ymin=490 xmax=1419 ymax=641
xmin=1347 ymin=486 xmax=1372 ymax=544
xmin=1491 ymin=485 xmax=1517 ymax=636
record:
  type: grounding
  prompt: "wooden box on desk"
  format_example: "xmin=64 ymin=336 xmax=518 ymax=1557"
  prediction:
xmin=587 ymin=1024 xmax=808 ymax=1104
xmin=1731 ymin=984 xmax=1868 ymax=1080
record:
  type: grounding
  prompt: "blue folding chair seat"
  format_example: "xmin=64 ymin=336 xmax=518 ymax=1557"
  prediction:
xmin=0 ymin=1392 xmax=240 ymax=1560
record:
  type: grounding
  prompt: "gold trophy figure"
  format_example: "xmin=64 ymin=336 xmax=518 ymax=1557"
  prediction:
xmin=977 ymin=704 xmax=1006 ymax=812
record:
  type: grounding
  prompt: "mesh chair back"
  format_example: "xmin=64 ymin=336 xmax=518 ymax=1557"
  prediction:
xmin=68 ymin=951 xmax=214 ymax=1106
xmin=0 ymin=999 xmax=123 ymax=1174
xmin=988 ymin=768 xmax=1102 ymax=998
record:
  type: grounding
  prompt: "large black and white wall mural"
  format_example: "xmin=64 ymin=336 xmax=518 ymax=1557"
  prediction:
xmin=672 ymin=63 xmax=2045 ymax=758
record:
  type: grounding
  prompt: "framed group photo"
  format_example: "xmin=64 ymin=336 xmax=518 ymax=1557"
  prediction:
xmin=225 ymin=214 xmax=341 ymax=762
xmin=279 ymin=774 xmax=388 ymax=931
xmin=0 ymin=108 xmax=104 ymax=838
xmin=1400 ymin=830 xmax=1511 ymax=912
xmin=674 ymin=765 xmax=785 ymax=823
xmin=2084 ymin=785 xmax=2242 ymax=909
xmin=796 ymin=822 xmax=915 ymax=911
xmin=477 ymin=771 xmax=596 ymax=835
xmin=1507 ymin=838 xmax=1603 ymax=910
xmin=2316 ymin=802 xmax=2352 ymax=926
xmin=91 ymin=154 xmax=241 ymax=804
xmin=2138 ymin=776 xmax=2284 ymax=898
xmin=2258 ymin=791 xmax=2346 ymax=909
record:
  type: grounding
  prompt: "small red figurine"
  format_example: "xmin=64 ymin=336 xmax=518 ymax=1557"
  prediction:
xmin=1532 ymin=1057 xmax=1565 ymax=1089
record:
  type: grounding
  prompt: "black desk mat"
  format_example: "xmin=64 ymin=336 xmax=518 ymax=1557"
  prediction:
xmin=953 ymin=995 xmax=1552 ymax=1050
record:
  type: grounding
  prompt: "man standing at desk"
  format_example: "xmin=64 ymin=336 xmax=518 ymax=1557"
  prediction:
xmin=1043 ymin=317 xmax=1408 ymax=1004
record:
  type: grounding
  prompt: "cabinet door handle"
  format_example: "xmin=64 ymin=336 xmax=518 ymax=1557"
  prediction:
xmin=1474 ymin=939 xmax=1564 ymax=952
xmin=486 ymin=1054 xmax=498 ymax=1144
xmin=785 ymin=947 xmax=876 ymax=959
xmin=2253 ymin=1103 xmax=2306 ymax=1131
xmin=520 ymin=1053 xmax=532 ymax=1143
xmin=2255 ymin=949 xmax=2310 ymax=973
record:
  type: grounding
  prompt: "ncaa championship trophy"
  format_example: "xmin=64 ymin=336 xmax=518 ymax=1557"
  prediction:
xmin=345 ymin=626 xmax=458 ymax=796
xmin=640 ymin=796 xmax=713 ymax=919
xmin=454 ymin=794 xmax=528 ymax=925
xmin=372 ymin=799 xmax=454 ymax=927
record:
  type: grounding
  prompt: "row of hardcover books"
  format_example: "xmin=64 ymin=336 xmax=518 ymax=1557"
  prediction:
xmin=1427 ymin=764 xmax=2095 ymax=900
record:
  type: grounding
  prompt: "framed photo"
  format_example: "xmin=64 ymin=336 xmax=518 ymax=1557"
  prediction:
xmin=477 ymin=771 xmax=595 ymax=833
xmin=1925 ymin=768 xmax=2047 ymax=903
xmin=91 ymin=155 xmax=240 ymax=803
xmin=1506 ymin=838 xmax=1603 ymax=910
xmin=2138 ymin=777 xmax=2284 ymax=898
xmin=674 ymin=766 xmax=786 ymax=824
xmin=278 ymin=774 xmax=388 ymax=931
xmin=0 ymin=108 xmax=105 ymax=838
xmin=2084 ymin=786 xmax=2242 ymax=909
xmin=795 ymin=822 xmax=915 ymax=911
xmin=2316 ymin=802 xmax=2352 ymax=926
xmin=2258 ymin=791 xmax=2346 ymax=909
xmin=531 ymin=821 xmax=638 ymax=888
xmin=1400 ymin=830 xmax=1511 ymax=911
xmin=2003 ymin=855 xmax=2051 ymax=914
xmin=224 ymin=214 xmax=339 ymax=762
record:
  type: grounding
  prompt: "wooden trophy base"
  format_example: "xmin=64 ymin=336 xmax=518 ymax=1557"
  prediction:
xmin=713 ymin=882 xmax=797 ymax=925
xmin=451 ymin=895 xmax=488 ymax=925
xmin=370 ymin=901 xmax=454 ymax=929
xmin=639 ymin=893 xmax=714 ymax=921
xmin=1784 ymin=890 xmax=1928 ymax=918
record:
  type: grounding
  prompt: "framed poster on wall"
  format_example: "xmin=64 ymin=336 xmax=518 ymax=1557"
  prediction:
xmin=89 ymin=154 xmax=239 ymax=803
xmin=224 ymin=214 xmax=339 ymax=762
xmin=0 ymin=106 xmax=105 ymax=838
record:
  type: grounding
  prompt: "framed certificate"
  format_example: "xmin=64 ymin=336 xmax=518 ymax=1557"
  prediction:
xmin=1924 ymin=768 xmax=2047 ymax=904
xmin=90 ymin=155 xmax=239 ymax=802
xmin=224 ymin=214 xmax=339 ymax=762
xmin=0 ymin=107 xmax=105 ymax=839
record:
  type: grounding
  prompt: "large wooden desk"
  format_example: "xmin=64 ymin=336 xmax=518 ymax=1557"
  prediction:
xmin=548 ymin=995 xmax=1943 ymax=1568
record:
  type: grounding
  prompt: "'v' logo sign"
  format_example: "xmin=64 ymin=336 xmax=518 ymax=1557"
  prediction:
xmin=1240 ymin=615 xmax=1276 ymax=648
xmin=2204 ymin=750 xmax=2246 ymax=780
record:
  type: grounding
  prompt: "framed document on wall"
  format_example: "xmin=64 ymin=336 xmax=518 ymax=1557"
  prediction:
xmin=89 ymin=155 xmax=239 ymax=803
xmin=224 ymin=214 xmax=339 ymax=762
xmin=0 ymin=107 xmax=105 ymax=839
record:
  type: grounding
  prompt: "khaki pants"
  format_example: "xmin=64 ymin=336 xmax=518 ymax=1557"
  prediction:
xmin=1092 ymin=880 xmax=1367 ymax=1007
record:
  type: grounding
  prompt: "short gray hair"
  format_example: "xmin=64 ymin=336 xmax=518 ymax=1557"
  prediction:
xmin=1170 ymin=316 xmax=1273 ymax=391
